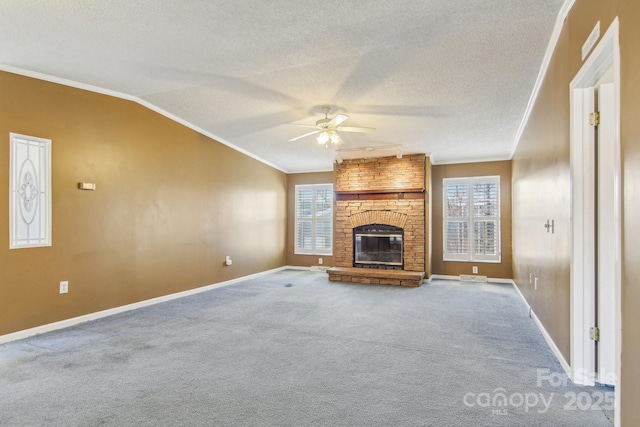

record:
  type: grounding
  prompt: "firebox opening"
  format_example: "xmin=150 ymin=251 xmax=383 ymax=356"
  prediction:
xmin=353 ymin=224 xmax=403 ymax=270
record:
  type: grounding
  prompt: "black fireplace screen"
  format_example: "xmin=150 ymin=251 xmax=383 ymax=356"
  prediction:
xmin=353 ymin=224 xmax=403 ymax=267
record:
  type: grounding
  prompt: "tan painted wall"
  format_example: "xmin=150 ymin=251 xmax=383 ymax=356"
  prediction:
xmin=431 ymin=161 xmax=512 ymax=279
xmin=285 ymin=172 xmax=335 ymax=267
xmin=512 ymin=1 xmax=640 ymax=424
xmin=0 ymin=71 xmax=287 ymax=335
xmin=619 ymin=2 xmax=640 ymax=424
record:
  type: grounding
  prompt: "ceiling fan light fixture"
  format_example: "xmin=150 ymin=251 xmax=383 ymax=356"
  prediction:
xmin=291 ymin=108 xmax=374 ymax=146
xmin=329 ymin=130 xmax=341 ymax=144
xmin=316 ymin=130 xmax=342 ymax=146
xmin=317 ymin=131 xmax=330 ymax=145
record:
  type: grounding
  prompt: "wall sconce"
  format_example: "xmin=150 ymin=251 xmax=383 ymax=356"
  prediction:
xmin=396 ymin=149 xmax=403 ymax=159
xmin=78 ymin=182 xmax=96 ymax=191
xmin=336 ymin=154 xmax=343 ymax=164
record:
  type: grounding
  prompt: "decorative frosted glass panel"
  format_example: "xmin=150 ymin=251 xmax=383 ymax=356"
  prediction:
xmin=10 ymin=133 xmax=52 ymax=249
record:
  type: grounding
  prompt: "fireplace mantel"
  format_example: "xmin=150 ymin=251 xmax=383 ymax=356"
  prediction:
xmin=336 ymin=187 xmax=425 ymax=201
xmin=335 ymin=187 xmax=425 ymax=195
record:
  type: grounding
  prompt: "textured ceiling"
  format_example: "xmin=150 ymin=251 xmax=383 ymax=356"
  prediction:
xmin=0 ymin=0 xmax=566 ymax=172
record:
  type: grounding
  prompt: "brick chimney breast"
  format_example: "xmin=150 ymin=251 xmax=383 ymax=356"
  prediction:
xmin=334 ymin=154 xmax=426 ymax=273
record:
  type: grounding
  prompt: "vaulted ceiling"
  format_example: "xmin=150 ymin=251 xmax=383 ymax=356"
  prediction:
xmin=1 ymin=0 xmax=566 ymax=172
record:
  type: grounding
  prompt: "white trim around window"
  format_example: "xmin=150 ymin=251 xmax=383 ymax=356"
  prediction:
xmin=9 ymin=133 xmax=52 ymax=249
xmin=443 ymin=176 xmax=501 ymax=263
xmin=294 ymin=184 xmax=333 ymax=255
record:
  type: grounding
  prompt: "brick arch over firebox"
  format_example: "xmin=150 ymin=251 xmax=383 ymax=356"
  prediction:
xmin=348 ymin=210 xmax=408 ymax=229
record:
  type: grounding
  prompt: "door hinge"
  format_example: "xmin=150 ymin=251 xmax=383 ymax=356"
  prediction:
xmin=589 ymin=111 xmax=600 ymax=126
xmin=589 ymin=326 xmax=600 ymax=342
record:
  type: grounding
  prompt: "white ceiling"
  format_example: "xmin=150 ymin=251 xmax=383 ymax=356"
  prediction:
xmin=0 ymin=0 xmax=566 ymax=173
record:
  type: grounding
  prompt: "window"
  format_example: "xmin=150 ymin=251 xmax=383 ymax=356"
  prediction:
xmin=295 ymin=184 xmax=333 ymax=255
xmin=10 ymin=133 xmax=52 ymax=249
xmin=443 ymin=176 xmax=500 ymax=262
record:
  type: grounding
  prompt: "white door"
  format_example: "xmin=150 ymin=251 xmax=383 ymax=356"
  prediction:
xmin=596 ymin=82 xmax=616 ymax=386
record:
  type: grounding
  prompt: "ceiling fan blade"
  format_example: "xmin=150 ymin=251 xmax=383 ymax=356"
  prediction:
xmin=336 ymin=126 xmax=376 ymax=133
xmin=288 ymin=130 xmax=320 ymax=142
xmin=288 ymin=123 xmax=321 ymax=129
xmin=327 ymin=114 xmax=349 ymax=128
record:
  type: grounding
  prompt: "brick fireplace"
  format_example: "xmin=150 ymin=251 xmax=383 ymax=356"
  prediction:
xmin=328 ymin=154 xmax=428 ymax=286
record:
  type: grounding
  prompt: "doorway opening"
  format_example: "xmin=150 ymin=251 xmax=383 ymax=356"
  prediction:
xmin=569 ymin=16 xmax=620 ymax=425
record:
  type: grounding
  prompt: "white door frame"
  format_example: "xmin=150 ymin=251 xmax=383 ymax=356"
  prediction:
xmin=596 ymin=82 xmax=617 ymax=387
xmin=569 ymin=16 xmax=621 ymax=424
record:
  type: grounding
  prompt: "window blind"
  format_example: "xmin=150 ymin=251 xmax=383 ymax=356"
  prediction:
xmin=443 ymin=176 xmax=500 ymax=262
xmin=295 ymin=184 xmax=333 ymax=255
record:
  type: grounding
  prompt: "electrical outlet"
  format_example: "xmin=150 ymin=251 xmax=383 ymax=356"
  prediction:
xmin=59 ymin=281 xmax=69 ymax=294
xmin=472 ymin=266 xmax=478 ymax=274
xmin=534 ymin=277 xmax=538 ymax=290
xmin=318 ymin=258 xmax=323 ymax=265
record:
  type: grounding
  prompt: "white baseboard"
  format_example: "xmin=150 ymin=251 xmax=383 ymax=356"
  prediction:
xmin=486 ymin=277 xmax=517 ymax=284
xmin=510 ymin=280 xmax=572 ymax=378
xmin=0 ymin=266 xmax=291 ymax=345
xmin=429 ymin=274 xmax=513 ymax=284
xmin=284 ymin=265 xmax=316 ymax=271
xmin=459 ymin=274 xmax=488 ymax=283
xmin=430 ymin=274 xmax=460 ymax=281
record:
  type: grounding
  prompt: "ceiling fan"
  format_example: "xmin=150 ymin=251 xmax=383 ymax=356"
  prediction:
xmin=288 ymin=106 xmax=375 ymax=145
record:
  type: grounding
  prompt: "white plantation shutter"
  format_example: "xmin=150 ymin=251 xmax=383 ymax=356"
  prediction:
xmin=295 ymin=188 xmax=313 ymax=251
xmin=295 ymin=184 xmax=333 ymax=255
xmin=446 ymin=221 xmax=469 ymax=258
xmin=444 ymin=182 xmax=470 ymax=260
xmin=314 ymin=187 xmax=333 ymax=253
xmin=443 ymin=176 xmax=500 ymax=262
xmin=472 ymin=181 xmax=499 ymax=261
